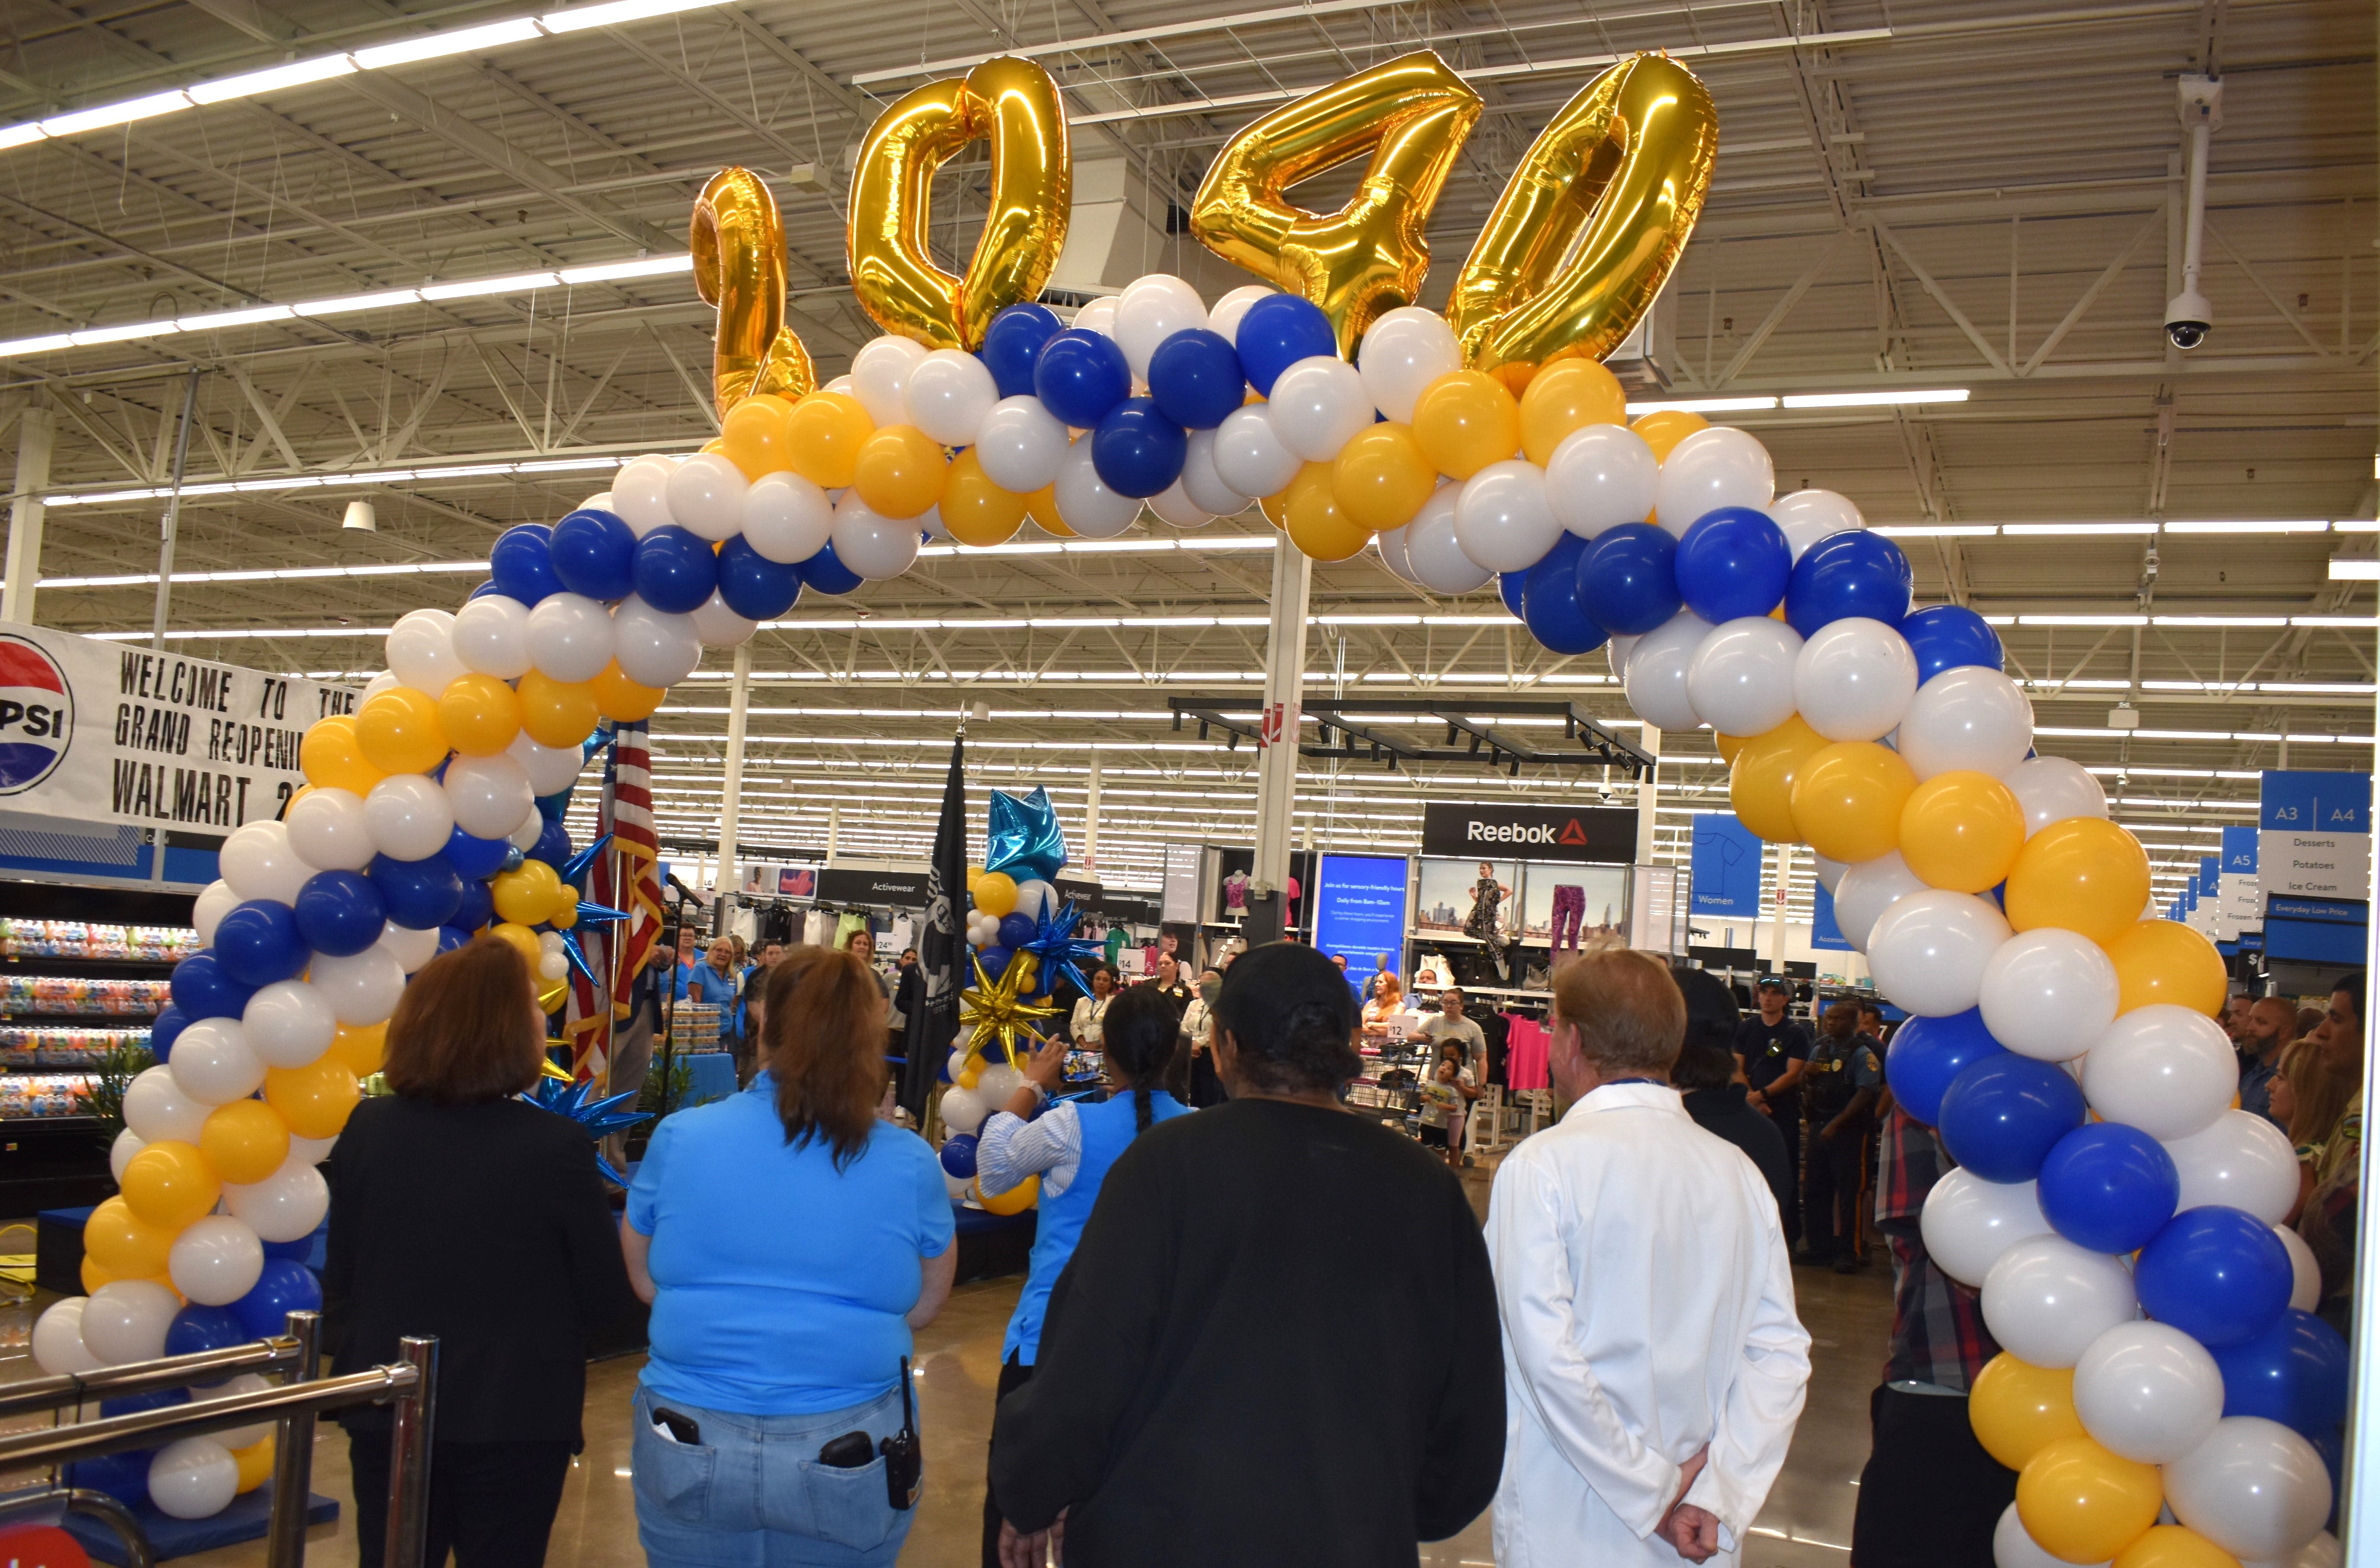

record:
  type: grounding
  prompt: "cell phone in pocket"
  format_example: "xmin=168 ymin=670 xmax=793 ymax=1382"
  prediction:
xmin=880 ymin=1357 xmax=922 ymax=1510
xmin=650 ymin=1408 xmax=700 ymax=1446
xmin=817 ymin=1430 xmax=873 ymax=1469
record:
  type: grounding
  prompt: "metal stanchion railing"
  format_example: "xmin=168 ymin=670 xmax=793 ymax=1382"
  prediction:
xmin=263 ymin=1311 xmax=320 ymax=1564
xmin=382 ymin=1338 xmax=438 ymax=1568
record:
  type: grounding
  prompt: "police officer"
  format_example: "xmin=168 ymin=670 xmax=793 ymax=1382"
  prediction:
xmin=1733 ymin=977 xmax=1812 ymax=1246
xmin=1804 ymin=999 xmax=1882 ymax=1274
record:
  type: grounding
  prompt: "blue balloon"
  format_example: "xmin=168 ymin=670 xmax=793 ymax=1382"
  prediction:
xmin=2137 ymin=1205 xmax=2295 ymax=1349
xmin=292 ymin=869 xmax=387 ymax=958
xmin=169 ymin=950 xmax=257 ymax=1022
xmin=1785 ymin=530 xmax=1913 ymax=635
xmin=1935 ymin=1053 xmax=2085 ymax=1183
xmin=165 ymin=1303 xmax=247 ymax=1358
xmin=1232 ymin=294 xmax=1336 ymax=396
xmin=799 ymin=540 xmax=864 ymax=597
xmin=531 ymin=819 xmax=571 ymax=869
xmin=489 ymin=523 xmax=563 ymax=606
xmin=996 ymin=912 xmax=1037 ymax=949
xmin=537 ymin=789 xmax=572 ymax=822
xmin=2037 ymin=1122 xmax=2180 ymax=1254
xmin=1577 ymin=522 xmax=1683 ymax=636
xmin=1674 ymin=507 xmax=1792 ymax=624
xmin=212 ymin=899 xmax=311 ymax=987
xmin=1497 ymin=570 xmax=1528 ymax=620
xmin=368 ymin=852 xmax=465 ymax=930
xmin=150 ymin=1003 xmax=189 ymax=1065
xmin=466 ymin=581 xmax=503 ymax=602
xmin=232 ymin=1258 xmax=324 ymax=1341
xmin=977 ymin=944 xmax=1013 ymax=978
xmin=631 ymin=525 xmax=720 ymax=615
xmin=1883 ymin=1008 xmax=2010 ymax=1126
xmin=436 ymin=925 xmax=473 ymax=956
xmin=452 ymin=876 xmax=494 ymax=934
xmin=1147 ymin=328 xmax=1245 ymax=430
xmin=979 ymin=303 xmax=1064 ymax=400
xmin=2212 ymin=1308 xmax=2350 ymax=1437
xmin=1033 ymin=329 xmax=1132 ymax=427
xmin=502 ymin=848 xmax=525 ymax=872
xmin=1091 ymin=398 xmax=1187 ymax=498
xmin=939 ymin=1132 xmax=979 ymax=1180
xmin=445 ymin=826 xmax=511 ymax=880
xmin=716 ymin=535 xmax=803 ymax=621
xmin=263 ymin=1232 xmax=319 ymax=1262
xmin=1523 ymin=534 xmax=1607 ymax=656
xmin=67 ymin=1449 xmax=154 ymax=1508
xmin=1900 ymin=604 xmax=2005 ymax=683
xmin=548 ymin=507 xmax=637 ymax=602
xmin=101 ymin=1386 xmax=189 ymax=1419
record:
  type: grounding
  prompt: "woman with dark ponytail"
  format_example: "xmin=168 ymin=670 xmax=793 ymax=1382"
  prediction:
xmin=972 ymin=985 xmax=1189 ymax=1566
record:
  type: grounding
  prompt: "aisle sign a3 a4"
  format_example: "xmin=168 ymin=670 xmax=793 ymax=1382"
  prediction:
xmin=2258 ymin=770 xmax=2372 ymax=900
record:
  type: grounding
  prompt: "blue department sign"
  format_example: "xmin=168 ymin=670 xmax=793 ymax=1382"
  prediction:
xmin=2258 ymin=769 xmax=2372 ymax=901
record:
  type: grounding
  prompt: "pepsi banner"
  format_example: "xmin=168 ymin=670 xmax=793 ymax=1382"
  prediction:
xmin=0 ymin=623 xmax=356 ymax=832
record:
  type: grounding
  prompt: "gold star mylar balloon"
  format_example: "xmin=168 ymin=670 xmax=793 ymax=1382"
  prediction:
xmin=960 ymin=950 xmax=1062 ymax=1065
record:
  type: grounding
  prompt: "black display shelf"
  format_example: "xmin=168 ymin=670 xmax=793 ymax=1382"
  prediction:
xmin=0 ymin=1116 xmax=115 ymax=1219
xmin=0 ymin=954 xmax=182 ymax=976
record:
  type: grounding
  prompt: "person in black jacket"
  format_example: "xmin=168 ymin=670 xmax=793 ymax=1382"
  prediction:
xmin=324 ymin=935 xmax=638 ymax=1568
xmin=1671 ymin=967 xmax=1791 ymax=1215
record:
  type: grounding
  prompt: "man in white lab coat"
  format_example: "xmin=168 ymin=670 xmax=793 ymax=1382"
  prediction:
xmin=1488 ymin=949 xmax=1811 ymax=1565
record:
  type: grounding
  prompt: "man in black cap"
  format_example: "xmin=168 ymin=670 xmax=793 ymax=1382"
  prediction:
xmin=1734 ymin=977 xmax=1812 ymax=1250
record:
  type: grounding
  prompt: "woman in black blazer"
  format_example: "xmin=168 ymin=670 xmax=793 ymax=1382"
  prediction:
xmin=324 ymin=935 xmax=638 ymax=1568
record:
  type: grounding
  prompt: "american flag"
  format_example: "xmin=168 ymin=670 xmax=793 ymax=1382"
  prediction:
xmin=568 ymin=722 xmax=663 ymax=1083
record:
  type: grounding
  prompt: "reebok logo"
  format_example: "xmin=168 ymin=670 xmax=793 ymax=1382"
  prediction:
xmin=1465 ymin=816 xmax=1595 ymax=846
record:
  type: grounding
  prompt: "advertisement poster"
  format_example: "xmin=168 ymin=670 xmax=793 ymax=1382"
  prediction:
xmin=1312 ymin=854 xmax=1410 ymax=992
xmin=1690 ymin=814 xmax=1763 ymax=918
xmin=1415 ymin=857 xmax=1520 ymax=941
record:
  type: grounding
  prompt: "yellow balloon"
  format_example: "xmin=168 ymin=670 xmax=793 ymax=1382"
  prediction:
xmin=1729 ymin=715 xmax=1828 ymax=843
xmin=2015 ymin=1436 xmax=2162 ymax=1566
xmin=1969 ymin=1354 xmax=2084 ymax=1471
xmin=979 ymin=1173 xmax=1039 ymax=1215
xmin=435 ymin=672 xmax=523 ymax=758
xmin=852 ymin=424 xmax=949 ymax=520
xmin=957 ymin=1059 xmax=982 ymax=1090
xmin=2006 ymin=818 xmax=2154 ymax=947
xmin=1412 ymin=370 xmax=1523 ymax=480
xmin=80 ymin=1256 xmax=120 ymax=1294
xmin=1517 ymin=358 xmax=1628 ymax=465
xmin=973 ymin=872 xmax=1018 ymax=918
xmin=299 ymin=715 xmax=382 ymax=796
xmin=355 ymin=688 xmax=449 ymax=776
xmin=1900 ymin=769 xmax=2028 ymax=894
xmin=1024 ymin=482 xmax=1071 ymax=537
xmin=83 ymin=1195 xmax=176 ymax=1279
xmin=592 ymin=661 xmax=666 ymax=723
xmin=233 ymin=1433 xmax=276 ymax=1495
xmin=121 ymin=1139 xmax=221 ymax=1231
xmin=1714 ymin=731 xmax=1748 ymax=765
xmin=1189 ymin=52 xmax=1481 ymax=356
xmin=199 ymin=1098 xmax=293 ymax=1187
xmin=965 ymin=866 xmax=986 ymax=892
xmin=692 ymin=168 xmax=815 ymax=417
xmin=1791 ymin=742 xmax=1917 ymax=865
xmin=493 ymin=863 xmax=561 ymax=926
xmin=516 ymin=670 xmax=601 ymax=750
xmin=551 ymin=903 xmax=579 ymax=930
xmin=491 ymin=921 xmax=544 ymax=966
xmin=719 ymin=392 xmax=798 ymax=481
xmin=328 ymin=1021 xmax=387 ymax=1078
xmin=1331 ymin=423 xmax=1436 ymax=531
xmin=1631 ymin=408 xmax=1708 ymax=462
xmin=2112 ymin=1525 xmax=2243 ymax=1568
xmin=2105 ymin=920 xmax=2229 ymax=1016
xmin=784 ymin=391 xmax=875 ymax=491
xmin=849 ymin=57 xmax=1070 ymax=349
xmin=264 ymin=1058 xmax=361 ymax=1141
xmin=1257 ymin=486 xmax=1291 ymax=531
xmin=940 ymin=447 xmax=1029 ymax=547
xmin=1283 ymin=462 xmax=1375 ymax=563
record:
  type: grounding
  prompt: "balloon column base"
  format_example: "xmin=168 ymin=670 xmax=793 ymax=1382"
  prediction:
xmin=951 ymin=1199 xmax=1036 ymax=1286
xmin=56 ymin=1482 xmax=338 ymax=1564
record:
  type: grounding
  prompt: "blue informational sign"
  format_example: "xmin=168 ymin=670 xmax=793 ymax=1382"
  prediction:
xmin=2260 ymin=770 xmax=2370 ymax=833
xmin=2199 ymin=857 xmax=2219 ymax=897
xmin=2265 ymin=894 xmax=2369 ymax=964
xmin=1811 ymin=879 xmax=1852 ymax=951
xmin=1691 ymin=814 xmax=1763 ymax=918
xmin=2222 ymin=825 xmax=2258 ymax=874
xmin=1313 ymin=854 xmax=1411 ymax=994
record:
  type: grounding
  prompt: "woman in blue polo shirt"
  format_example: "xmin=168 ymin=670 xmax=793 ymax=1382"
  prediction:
xmin=972 ymin=986 xmax=1188 ymax=1568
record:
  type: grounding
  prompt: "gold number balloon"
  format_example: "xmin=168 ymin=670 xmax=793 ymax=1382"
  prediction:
xmin=848 ymin=55 xmax=1070 ymax=350
xmin=1446 ymin=52 xmax=1718 ymax=381
xmin=691 ymin=167 xmax=816 ymax=418
xmin=1190 ymin=51 xmax=1481 ymax=356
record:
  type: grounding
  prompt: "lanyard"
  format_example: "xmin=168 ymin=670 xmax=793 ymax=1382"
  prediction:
xmin=1602 ymin=1076 xmax=1664 ymax=1090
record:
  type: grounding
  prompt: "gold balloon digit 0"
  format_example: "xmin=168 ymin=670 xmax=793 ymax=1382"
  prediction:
xmin=1190 ymin=51 xmax=1482 ymax=356
xmin=848 ymin=55 xmax=1071 ymax=350
xmin=1447 ymin=52 xmax=1718 ymax=382
xmin=691 ymin=167 xmax=816 ymax=417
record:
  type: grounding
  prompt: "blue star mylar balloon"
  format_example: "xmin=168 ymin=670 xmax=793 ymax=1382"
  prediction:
xmin=985 ymin=787 xmax=1068 ymax=882
xmin=1020 ymin=899 xmax=1105 ymax=1001
xmin=523 ymin=1076 xmax=650 ymax=1186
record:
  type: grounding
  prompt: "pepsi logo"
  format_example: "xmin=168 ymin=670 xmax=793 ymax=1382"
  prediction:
xmin=0 ymin=635 xmax=73 ymax=793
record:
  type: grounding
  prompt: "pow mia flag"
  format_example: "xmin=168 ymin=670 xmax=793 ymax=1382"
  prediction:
xmin=900 ymin=734 xmax=967 ymax=1118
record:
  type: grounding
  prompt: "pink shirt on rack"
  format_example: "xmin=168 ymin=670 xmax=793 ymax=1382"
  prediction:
xmin=1504 ymin=1015 xmax=1550 ymax=1091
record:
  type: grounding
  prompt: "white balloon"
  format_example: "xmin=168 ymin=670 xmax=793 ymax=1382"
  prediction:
xmin=288 ymin=1132 xmax=337 ymax=1167
xmin=80 ymin=1278 xmax=180 ymax=1365
xmin=689 ymin=589 xmax=759 ymax=648
xmin=193 ymin=880 xmax=240 ymax=946
xmin=285 ymin=788 xmax=374 ymax=874
xmin=975 ymin=395 xmax=1072 ymax=494
xmin=2275 ymin=1223 xmax=2320 ymax=1312
xmin=2246 ymin=1532 xmax=2343 ymax=1568
xmin=1652 ymin=425 xmax=1774 ymax=536
xmin=1978 ymin=929 xmax=2120 ymax=1062
xmin=1812 ymin=854 xmax=1848 ymax=893
xmin=1866 ymin=889 xmax=2012 ymax=1015
xmin=1146 ymin=480 xmax=1214 ymax=528
xmin=609 ymin=455 xmax=678 ymax=537
xmin=2072 ymin=1320 xmax=2224 ymax=1464
xmin=451 ymin=593 xmax=534 ymax=679
xmin=1616 ymin=611 xmax=1708 ymax=733
xmin=1833 ymin=850 xmax=1928 ymax=952
xmin=1686 ymin=617 xmax=1803 ymax=738
xmin=664 ymin=451 xmax=748 ymax=542
xmin=580 ymin=490 xmax=614 ymax=513
xmin=1545 ymin=424 xmax=1660 ymax=539
xmin=385 ymin=609 xmax=465 ymax=696
xmin=124 ymin=1065 xmax=210 ymax=1143
xmin=1205 ymin=285 xmax=1273 ymax=346
xmin=508 ymin=730 xmax=585 ymax=796
xmin=1112 ymin=273 xmax=1208 ymax=380
xmin=824 ymin=493 xmax=923 ymax=578
xmin=1071 ymin=295 xmax=1117 ymax=335
xmin=242 ymin=979 xmax=335 ymax=1069
xmin=2003 ymin=755 xmax=2109 ymax=835
xmin=1356 ymin=306 xmax=1462 ymax=424
xmin=225 ymin=1153 xmax=331 ymax=1242
xmin=149 ymin=1437 xmax=240 ymax=1521
xmin=1980 ymin=1234 xmax=2140 ymax=1368
xmin=822 ymin=376 xmax=854 ymax=397
xmin=363 ymin=774 xmax=454 ymax=862
xmin=1265 ymin=355 xmax=1371 ymax=462
xmin=1052 ymin=441 xmax=1141 ymax=540
xmin=1454 ymin=461 xmax=1562 ymax=573
xmin=1374 ymin=522 xmax=1419 ymax=584
xmin=940 ymin=1086 xmax=988 ymax=1136
xmin=2162 ymin=1110 xmax=2301 ymax=1222
xmin=2082 ymin=1005 xmax=2236 ymax=1141
xmin=1993 ymin=1503 xmax=2104 ymax=1568
xmin=850 ymin=335 xmax=926 ymax=428
xmin=220 ymin=820 xmax=310 ymax=904
xmin=110 ymin=1127 xmax=146 ymax=1183
xmin=522 ymin=592 xmax=614 ymax=683
xmin=310 ymin=944 xmax=407 ymax=1027
xmin=1012 ymin=879 xmax=1055 ymax=921
xmin=976 ymin=1062 xmax=1023 ymax=1104
xmin=1920 ymin=1168 xmax=2054 ymax=1287
xmin=741 ymin=470 xmax=834 ymax=564
xmin=204 ymin=1373 xmax=277 ymax=1450
xmin=169 ymin=1214 xmax=264 ymax=1306
xmin=32 ymin=1298 xmax=101 ymax=1376
xmin=539 ymin=950 xmax=569 ymax=980
xmin=612 ymin=597 xmax=704 ymax=688
xmin=1897 ymin=666 xmax=2035 ymax=780
xmin=170 ymin=1018 xmax=266 ymax=1105
xmin=2166 ymin=1417 xmax=2332 ymax=1563
xmin=1210 ymin=404 xmax=1303 ymax=499
xmin=1769 ymin=489 xmax=1866 ymax=560
xmin=1176 ymin=428 xmax=1246 ymax=517
xmin=903 ymin=348 xmax=1000 ymax=445
xmin=1403 ymin=486 xmax=1494 ymax=595
xmin=1792 ymin=617 xmax=1919 ymax=743
xmin=378 ymin=920 xmax=441 ymax=974
xmin=360 ymin=671 xmax=401 ymax=705
xmin=509 ymin=812 xmax=548 ymax=851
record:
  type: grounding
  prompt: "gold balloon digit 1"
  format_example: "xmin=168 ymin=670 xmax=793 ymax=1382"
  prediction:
xmin=848 ymin=56 xmax=1071 ymax=350
xmin=1190 ymin=51 xmax=1481 ymax=358
xmin=1447 ymin=52 xmax=1718 ymax=382
xmin=691 ymin=166 xmax=816 ymax=419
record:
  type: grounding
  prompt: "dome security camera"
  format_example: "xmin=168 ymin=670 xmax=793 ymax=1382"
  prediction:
xmin=2165 ymin=288 xmax=2212 ymax=351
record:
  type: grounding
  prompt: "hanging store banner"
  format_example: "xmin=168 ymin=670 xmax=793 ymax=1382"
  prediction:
xmin=1811 ymin=878 xmax=1852 ymax=952
xmin=0 ymin=622 xmax=357 ymax=834
xmin=2258 ymin=770 xmax=2373 ymax=901
xmin=1420 ymin=800 xmax=1635 ymax=864
xmin=1689 ymin=813 xmax=1763 ymax=918
xmin=2218 ymin=824 xmax=2260 ymax=938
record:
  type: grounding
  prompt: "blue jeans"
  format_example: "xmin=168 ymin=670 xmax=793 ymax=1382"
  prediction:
xmin=631 ymin=1385 xmax=918 ymax=1568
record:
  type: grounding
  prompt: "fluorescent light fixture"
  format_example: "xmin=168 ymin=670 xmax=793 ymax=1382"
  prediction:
xmin=540 ymin=0 xmax=726 ymax=30
xmin=1624 ymin=397 xmax=1777 ymax=414
xmin=2334 ymin=521 xmax=2380 ymax=533
xmin=2162 ymin=520 xmax=2330 ymax=534
xmin=2326 ymin=559 xmax=2380 ymax=580
xmin=68 ymin=322 xmax=167 ymax=347
xmin=557 ymin=256 xmax=694 ymax=285
xmin=1780 ymin=388 xmax=1969 ymax=409
xmin=2017 ymin=614 xmax=2148 ymax=626
xmin=0 ymin=125 xmax=41 ymax=150
xmin=2297 ymin=615 xmax=2380 ymax=627
xmin=419 ymin=269 xmax=561 ymax=301
xmin=352 ymin=18 xmax=545 ymax=69
xmin=176 ymin=304 xmax=294 ymax=331
xmin=39 ymin=90 xmax=194 ymax=137
xmin=1873 ymin=525 xmax=1998 ymax=538
xmin=292 ymin=288 xmax=425 ymax=317
xmin=2002 ymin=523 xmax=2159 ymax=537
xmin=187 ymin=56 xmax=357 ymax=104
xmin=2148 ymin=615 xmax=2289 ymax=627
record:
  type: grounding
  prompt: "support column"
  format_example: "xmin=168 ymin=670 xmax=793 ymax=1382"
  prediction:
xmin=1768 ymin=842 xmax=1794 ymax=970
xmin=1634 ymin=725 xmax=1662 ymax=864
xmin=1252 ymin=545 xmax=1312 ymax=893
xmin=149 ymin=371 xmax=201 ymax=651
xmin=1083 ymin=755 xmax=1102 ymax=874
xmin=2 ymin=409 xmax=53 ymax=625
xmin=826 ymin=803 xmax=841 ymax=862
xmin=711 ymin=640 xmax=753 ymax=931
